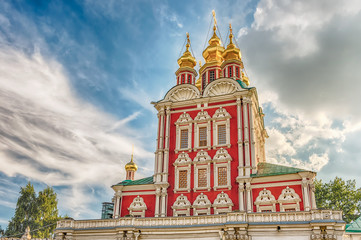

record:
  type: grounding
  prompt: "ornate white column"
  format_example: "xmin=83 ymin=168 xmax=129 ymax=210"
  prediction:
xmin=160 ymin=187 xmax=167 ymax=217
xmin=236 ymin=97 xmax=244 ymax=177
xmin=238 ymin=182 xmax=245 ymax=211
xmin=246 ymin=181 xmax=252 ymax=213
xmin=154 ymin=187 xmax=161 ymax=217
xmin=242 ymin=97 xmax=251 ymax=176
xmin=156 ymin=108 xmax=165 ymax=183
xmin=113 ymin=190 xmax=121 ymax=218
xmin=310 ymin=182 xmax=317 ymax=209
xmin=162 ymin=106 xmax=171 ymax=183
xmin=248 ymin=100 xmax=256 ymax=174
xmin=302 ymin=178 xmax=311 ymax=211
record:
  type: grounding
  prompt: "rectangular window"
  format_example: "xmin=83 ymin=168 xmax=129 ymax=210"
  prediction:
xmin=198 ymin=169 xmax=207 ymax=187
xmin=209 ymin=70 xmax=215 ymax=82
xmin=188 ymin=75 xmax=191 ymax=84
xmin=261 ymin=210 xmax=272 ymax=213
xmin=180 ymin=129 xmax=188 ymax=149
xmin=218 ymin=167 xmax=227 ymax=186
xmin=202 ymin=74 xmax=206 ymax=89
xmin=199 ymin=127 xmax=207 ymax=147
xmin=217 ymin=124 xmax=226 ymax=145
xmin=181 ymin=75 xmax=185 ymax=84
xmin=285 ymin=208 xmax=296 ymax=212
xmin=236 ymin=67 xmax=239 ymax=78
xmin=179 ymin=170 xmax=187 ymax=189
xmin=228 ymin=67 xmax=233 ymax=78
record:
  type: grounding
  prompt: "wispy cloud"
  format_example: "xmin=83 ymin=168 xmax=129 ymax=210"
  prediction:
xmin=0 ymin=48 xmax=153 ymax=217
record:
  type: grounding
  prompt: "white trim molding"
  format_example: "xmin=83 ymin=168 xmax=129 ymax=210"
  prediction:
xmin=172 ymin=194 xmax=191 ymax=216
xmin=254 ymin=188 xmax=276 ymax=212
xmin=175 ymin=112 xmax=193 ymax=153
xmin=173 ymin=152 xmax=192 ymax=193
xmin=194 ymin=110 xmax=212 ymax=150
xmin=192 ymin=193 xmax=212 ymax=216
xmin=128 ymin=196 xmax=147 ymax=217
xmin=193 ymin=150 xmax=212 ymax=191
xmin=278 ymin=187 xmax=301 ymax=212
xmin=213 ymin=148 xmax=232 ymax=190
xmin=212 ymin=107 xmax=231 ymax=148
xmin=213 ymin=191 xmax=234 ymax=214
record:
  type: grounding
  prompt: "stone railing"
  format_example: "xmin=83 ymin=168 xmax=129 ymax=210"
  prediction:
xmin=56 ymin=210 xmax=343 ymax=230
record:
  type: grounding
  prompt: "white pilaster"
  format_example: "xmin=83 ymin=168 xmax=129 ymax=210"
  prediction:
xmin=162 ymin=107 xmax=171 ymax=183
xmin=113 ymin=191 xmax=121 ymax=218
xmin=243 ymin=98 xmax=251 ymax=176
xmin=155 ymin=187 xmax=161 ymax=217
xmin=237 ymin=98 xmax=244 ymax=177
xmin=246 ymin=181 xmax=252 ymax=213
xmin=160 ymin=187 xmax=167 ymax=217
xmin=302 ymin=178 xmax=311 ymax=211
xmin=248 ymin=101 xmax=256 ymax=174
xmin=310 ymin=182 xmax=317 ymax=209
xmin=156 ymin=108 xmax=165 ymax=183
xmin=238 ymin=182 xmax=245 ymax=211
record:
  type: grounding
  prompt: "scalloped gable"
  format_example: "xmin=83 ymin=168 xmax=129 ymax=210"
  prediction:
xmin=163 ymin=84 xmax=201 ymax=102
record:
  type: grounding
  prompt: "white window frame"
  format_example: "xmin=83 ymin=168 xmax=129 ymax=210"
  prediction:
xmin=175 ymin=112 xmax=193 ymax=153
xmin=213 ymin=148 xmax=232 ymax=190
xmin=278 ymin=187 xmax=301 ymax=212
xmin=192 ymin=193 xmax=212 ymax=216
xmin=128 ymin=196 xmax=147 ymax=217
xmin=254 ymin=188 xmax=276 ymax=212
xmin=172 ymin=194 xmax=191 ymax=217
xmin=194 ymin=164 xmax=211 ymax=191
xmin=193 ymin=150 xmax=212 ymax=192
xmin=212 ymin=107 xmax=231 ymax=149
xmin=212 ymin=191 xmax=234 ymax=214
xmin=174 ymin=166 xmax=191 ymax=193
xmin=194 ymin=110 xmax=211 ymax=151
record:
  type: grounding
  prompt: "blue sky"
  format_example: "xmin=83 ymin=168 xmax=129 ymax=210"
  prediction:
xmin=1 ymin=0 xmax=361 ymax=227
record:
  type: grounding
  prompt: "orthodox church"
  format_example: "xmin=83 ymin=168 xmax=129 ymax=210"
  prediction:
xmin=55 ymin=13 xmax=345 ymax=240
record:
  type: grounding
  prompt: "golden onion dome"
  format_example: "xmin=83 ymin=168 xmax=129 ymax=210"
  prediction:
xmin=177 ymin=33 xmax=196 ymax=69
xmin=125 ymin=154 xmax=138 ymax=172
xmin=202 ymin=25 xmax=224 ymax=63
xmin=241 ymin=71 xmax=250 ymax=86
xmin=223 ymin=24 xmax=241 ymax=61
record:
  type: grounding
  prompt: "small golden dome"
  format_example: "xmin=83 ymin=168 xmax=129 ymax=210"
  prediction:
xmin=177 ymin=33 xmax=196 ymax=69
xmin=223 ymin=24 xmax=242 ymax=61
xmin=125 ymin=154 xmax=138 ymax=172
xmin=202 ymin=25 xmax=224 ymax=63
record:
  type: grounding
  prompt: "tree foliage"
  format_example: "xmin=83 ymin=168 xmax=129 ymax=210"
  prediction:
xmin=5 ymin=182 xmax=60 ymax=238
xmin=315 ymin=177 xmax=361 ymax=223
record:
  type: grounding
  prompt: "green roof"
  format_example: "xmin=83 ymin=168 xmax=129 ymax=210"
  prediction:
xmin=113 ymin=176 xmax=154 ymax=186
xmin=346 ymin=216 xmax=361 ymax=232
xmin=251 ymin=162 xmax=309 ymax=178
xmin=236 ymin=80 xmax=253 ymax=89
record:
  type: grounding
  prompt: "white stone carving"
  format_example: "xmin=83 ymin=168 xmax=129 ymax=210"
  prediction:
xmin=193 ymin=150 xmax=212 ymax=163
xmin=128 ymin=196 xmax=147 ymax=217
xmin=175 ymin=112 xmax=193 ymax=125
xmin=173 ymin=152 xmax=192 ymax=166
xmin=213 ymin=191 xmax=234 ymax=214
xmin=172 ymin=194 xmax=191 ymax=216
xmin=203 ymin=79 xmax=240 ymax=97
xmin=194 ymin=110 xmax=211 ymax=122
xmin=213 ymin=148 xmax=232 ymax=163
xmin=212 ymin=107 xmax=231 ymax=120
xmin=254 ymin=188 xmax=276 ymax=212
xmin=168 ymin=87 xmax=200 ymax=101
xmin=278 ymin=187 xmax=301 ymax=211
xmin=192 ymin=193 xmax=212 ymax=215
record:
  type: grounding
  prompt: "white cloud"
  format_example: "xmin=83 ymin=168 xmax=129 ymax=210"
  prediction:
xmin=0 ymin=48 xmax=153 ymax=218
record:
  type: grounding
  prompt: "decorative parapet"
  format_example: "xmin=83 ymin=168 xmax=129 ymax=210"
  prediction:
xmin=56 ymin=210 xmax=343 ymax=230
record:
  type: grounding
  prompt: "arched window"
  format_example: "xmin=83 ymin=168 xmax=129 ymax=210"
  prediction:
xmin=128 ymin=196 xmax=147 ymax=217
xmin=228 ymin=66 xmax=233 ymax=78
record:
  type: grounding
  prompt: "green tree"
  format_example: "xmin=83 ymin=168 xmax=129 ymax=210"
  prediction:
xmin=5 ymin=182 xmax=39 ymax=237
xmin=315 ymin=177 xmax=361 ymax=223
xmin=34 ymin=186 xmax=59 ymax=238
xmin=5 ymin=182 xmax=60 ymax=238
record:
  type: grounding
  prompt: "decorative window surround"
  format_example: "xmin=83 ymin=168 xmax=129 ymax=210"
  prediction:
xmin=174 ymin=152 xmax=192 ymax=193
xmin=193 ymin=150 xmax=211 ymax=191
xmin=175 ymin=112 xmax=193 ymax=153
xmin=194 ymin=110 xmax=211 ymax=150
xmin=213 ymin=191 xmax=234 ymax=214
xmin=213 ymin=148 xmax=232 ymax=190
xmin=212 ymin=107 xmax=231 ymax=148
xmin=278 ymin=187 xmax=301 ymax=212
xmin=192 ymin=193 xmax=212 ymax=216
xmin=254 ymin=188 xmax=276 ymax=212
xmin=128 ymin=196 xmax=147 ymax=217
xmin=172 ymin=194 xmax=191 ymax=216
